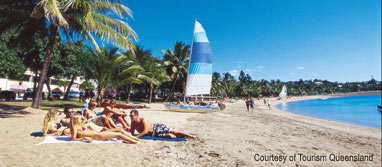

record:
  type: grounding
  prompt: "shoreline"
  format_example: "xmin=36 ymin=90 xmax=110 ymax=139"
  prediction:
xmin=269 ymin=91 xmax=381 ymax=131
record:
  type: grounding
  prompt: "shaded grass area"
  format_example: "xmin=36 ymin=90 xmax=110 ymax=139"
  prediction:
xmin=0 ymin=99 xmax=165 ymax=110
xmin=0 ymin=99 xmax=83 ymax=110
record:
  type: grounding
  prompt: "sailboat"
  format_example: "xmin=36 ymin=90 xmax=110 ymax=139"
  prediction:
xmin=164 ymin=20 xmax=222 ymax=113
xmin=279 ymin=85 xmax=287 ymax=98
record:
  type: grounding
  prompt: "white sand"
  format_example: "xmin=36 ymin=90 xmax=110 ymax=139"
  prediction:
xmin=0 ymin=94 xmax=380 ymax=167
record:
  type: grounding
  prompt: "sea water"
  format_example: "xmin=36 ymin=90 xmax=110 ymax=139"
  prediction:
xmin=276 ymin=95 xmax=382 ymax=129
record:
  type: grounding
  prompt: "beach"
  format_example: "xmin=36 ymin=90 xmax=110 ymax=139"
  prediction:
xmin=0 ymin=94 xmax=380 ymax=167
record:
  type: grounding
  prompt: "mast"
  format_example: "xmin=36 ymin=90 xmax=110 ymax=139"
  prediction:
xmin=183 ymin=19 xmax=197 ymax=103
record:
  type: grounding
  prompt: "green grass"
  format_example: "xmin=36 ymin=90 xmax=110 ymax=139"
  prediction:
xmin=0 ymin=99 xmax=83 ymax=110
xmin=0 ymin=99 xmax=166 ymax=110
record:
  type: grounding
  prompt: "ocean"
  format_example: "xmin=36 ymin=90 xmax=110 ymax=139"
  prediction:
xmin=276 ymin=95 xmax=382 ymax=129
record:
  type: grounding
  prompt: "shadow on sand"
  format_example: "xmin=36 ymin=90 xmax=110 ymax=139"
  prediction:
xmin=0 ymin=105 xmax=30 ymax=118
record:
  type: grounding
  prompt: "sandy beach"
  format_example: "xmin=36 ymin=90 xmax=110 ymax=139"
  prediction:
xmin=0 ymin=93 xmax=380 ymax=167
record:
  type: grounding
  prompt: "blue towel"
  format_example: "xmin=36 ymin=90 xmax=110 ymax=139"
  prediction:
xmin=97 ymin=112 xmax=103 ymax=116
xmin=30 ymin=131 xmax=53 ymax=136
xmin=139 ymin=136 xmax=187 ymax=141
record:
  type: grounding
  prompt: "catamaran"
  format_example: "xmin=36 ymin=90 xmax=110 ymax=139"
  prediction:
xmin=164 ymin=20 xmax=223 ymax=113
xmin=279 ymin=85 xmax=287 ymax=98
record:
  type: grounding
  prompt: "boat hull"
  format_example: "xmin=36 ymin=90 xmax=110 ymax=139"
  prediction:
xmin=164 ymin=104 xmax=221 ymax=113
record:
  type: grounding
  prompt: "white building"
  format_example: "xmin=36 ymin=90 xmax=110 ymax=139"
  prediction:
xmin=0 ymin=68 xmax=84 ymax=93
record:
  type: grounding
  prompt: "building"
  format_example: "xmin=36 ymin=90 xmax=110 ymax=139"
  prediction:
xmin=0 ymin=68 xmax=84 ymax=93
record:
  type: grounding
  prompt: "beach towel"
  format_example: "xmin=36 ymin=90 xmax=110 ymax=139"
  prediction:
xmin=139 ymin=136 xmax=186 ymax=141
xmin=30 ymin=131 xmax=52 ymax=137
xmin=37 ymin=136 xmax=122 ymax=145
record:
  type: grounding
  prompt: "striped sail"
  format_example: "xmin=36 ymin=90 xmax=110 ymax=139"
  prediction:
xmin=279 ymin=85 xmax=287 ymax=98
xmin=185 ymin=20 xmax=212 ymax=96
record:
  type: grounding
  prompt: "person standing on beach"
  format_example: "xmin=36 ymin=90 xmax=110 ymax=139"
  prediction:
xmin=245 ymin=98 xmax=250 ymax=111
xmin=250 ymin=97 xmax=255 ymax=112
xmin=267 ymin=99 xmax=271 ymax=110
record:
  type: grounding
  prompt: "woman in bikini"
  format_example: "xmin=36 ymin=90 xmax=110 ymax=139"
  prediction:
xmin=70 ymin=114 xmax=141 ymax=144
xmin=42 ymin=109 xmax=71 ymax=136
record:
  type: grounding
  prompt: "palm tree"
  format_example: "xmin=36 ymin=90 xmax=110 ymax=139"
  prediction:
xmin=140 ymin=63 xmax=170 ymax=103
xmin=87 ymin=47 xmax=128 ymax=104
xmin=162 ymin=41 xmax=190 ymax=101
xmin=30 ymin=0 xmax=137 ymax=108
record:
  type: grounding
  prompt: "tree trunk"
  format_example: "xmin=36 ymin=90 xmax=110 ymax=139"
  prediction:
xmin=165 ymin=76 xmax=178 ymax=102
xmin=32 ymin=68 xmax=38 ymax=100
xmin=148 ymin=84 xmax=153 ymax=104
xmin=46 ymin=78 xmax=53 ymax=101
xmin=64 ymin=75 xmax=76 ymax=100
xmin=126 ymin=83 xmax=132 ymax=104
xmin=96 ymin=85 xmax=103 ymax=106
xmin=32 ymin=25 xmax=58 ymax=109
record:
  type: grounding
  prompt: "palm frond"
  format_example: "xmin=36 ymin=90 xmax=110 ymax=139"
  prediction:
xmin=31 ymin=0 xmax=68 ymax=28
xmin=89 ymin=0 xmax=132 ymax=19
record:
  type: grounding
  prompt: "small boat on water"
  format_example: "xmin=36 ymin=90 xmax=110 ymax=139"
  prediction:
xmin=165 ymin=104 xmax=221 ymax=113
xmin=164 ymin=20 xmax=223 ymax=113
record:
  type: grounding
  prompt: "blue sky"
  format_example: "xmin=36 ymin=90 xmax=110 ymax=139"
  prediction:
xmin=113 ymin=0 xmax=381 ymax=82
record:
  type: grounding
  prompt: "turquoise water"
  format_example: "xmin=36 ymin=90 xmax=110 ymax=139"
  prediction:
xmin=276 ymin=95 xmax=382 ymax=129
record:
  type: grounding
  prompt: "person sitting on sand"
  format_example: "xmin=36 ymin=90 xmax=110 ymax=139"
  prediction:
xmin=176 ymin=99 xmax=182 ymax=105
xmin=42 ymin=109 xmax=71 ymax=136
xmin=83 ymin=101 xmax=99 ymax=119
xmin=70 ymin=114 xmax=141 ymax=144
xmin=102 ymin=100 xmax=130 ymax=130
xmin=129 ymin=109 xmax=196 ymax=139
xmin=192 ymin=98 xmax=198 ymax=105
xmin=87 ymin=101 xmax=117 ymax=129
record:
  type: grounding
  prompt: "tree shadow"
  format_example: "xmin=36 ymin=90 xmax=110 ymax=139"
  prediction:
xmin=0 ymin=105 xmax=30 ymax=118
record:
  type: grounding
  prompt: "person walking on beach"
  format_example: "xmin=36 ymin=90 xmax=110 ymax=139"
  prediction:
xmin=250 ymin=97 xmax=255 ymax=112
xmin=245 ymin=98 xmax=250 ymax=111
xmin=129 ymin=110 xmax=196 ymax=139
xmin=267 ymin=99 xmax=271 ymax=110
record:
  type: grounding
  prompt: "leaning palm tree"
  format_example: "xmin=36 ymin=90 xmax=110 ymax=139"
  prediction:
xmin=162 ymin=41 xmax=190 ymax=102
xmin=30 ymin=0 xmax=137 ymax=108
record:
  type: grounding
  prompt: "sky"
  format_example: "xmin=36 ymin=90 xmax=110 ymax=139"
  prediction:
xmin=110 ymin=0 xmax=380 ymax=82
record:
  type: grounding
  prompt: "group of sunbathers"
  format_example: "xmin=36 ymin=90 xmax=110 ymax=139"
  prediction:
xmin=41 ymin=99 xmax=196 ymax=144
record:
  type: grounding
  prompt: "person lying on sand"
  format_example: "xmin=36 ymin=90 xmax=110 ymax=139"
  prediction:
xmin=42 ymin=109 xmax=71 ymax=136
xmin=129 ymin=110 xmax=196 ymax=139
xmin=60 ymin=106 xmax=74 ymax=127
xmin=70 ymin=114 xmax=141 ymax=144
xmin=87 ymin=101 xmax=117 ymax=129
xmin=102 ymin=100 xmax=130 ymax=130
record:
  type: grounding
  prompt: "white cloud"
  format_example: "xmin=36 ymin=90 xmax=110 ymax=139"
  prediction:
xmin=245 ymin=68 xmax=256 ymax=73
xmin=229 ymin=69 xmax=240 ymax=76
xmin=297 ymin=66 xmax=304 ymax=70
xmin=256 ymin=66 xmax=265 ymax=69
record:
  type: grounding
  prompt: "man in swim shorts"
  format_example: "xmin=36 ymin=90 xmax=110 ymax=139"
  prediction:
xmin=129 ymin=110 xmax=195 ymax=139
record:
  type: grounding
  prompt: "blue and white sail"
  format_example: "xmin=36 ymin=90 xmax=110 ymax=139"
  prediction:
xmin=185 ymin=20 xmax=212 ymax=96
xmin=279 ymin=85 xmax=287 ymax=98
